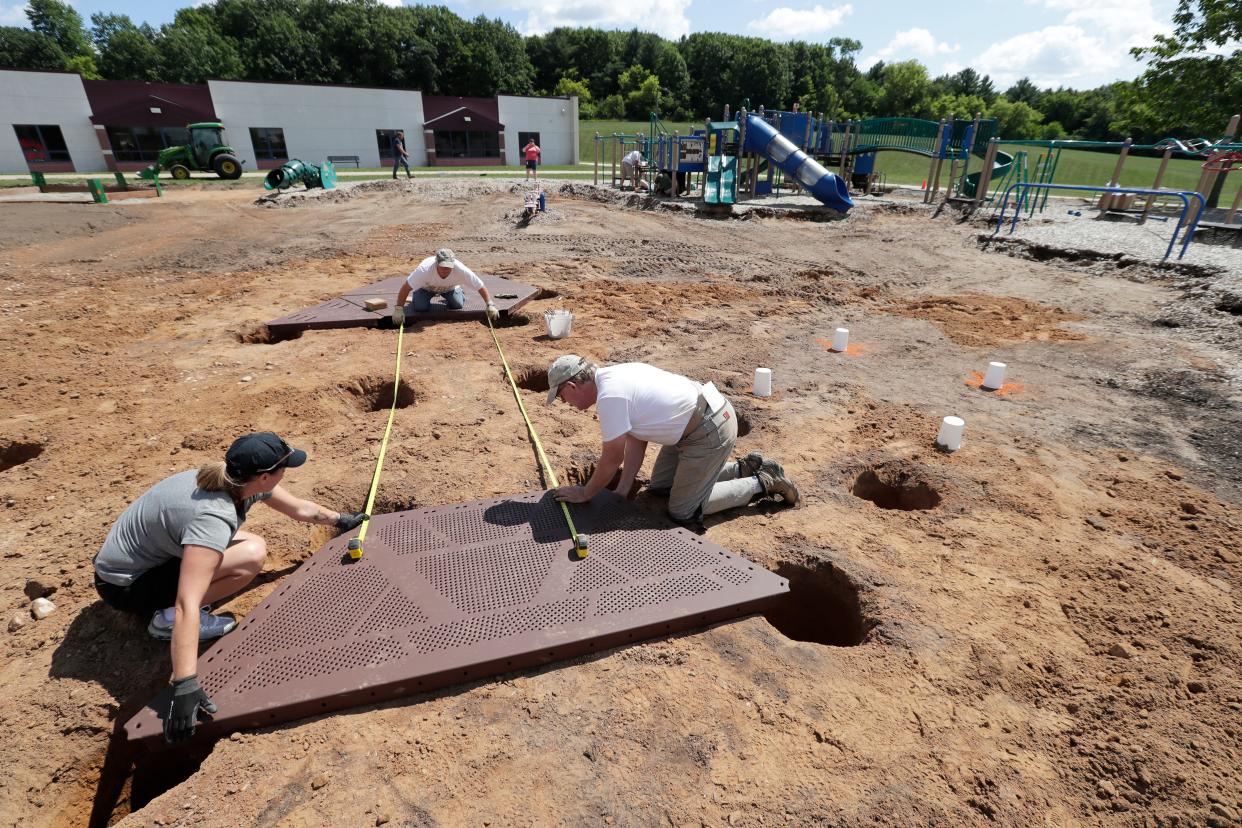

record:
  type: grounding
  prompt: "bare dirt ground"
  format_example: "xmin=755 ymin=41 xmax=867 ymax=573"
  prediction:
xmin=0 ymin=180 xmax=1238 ymax=828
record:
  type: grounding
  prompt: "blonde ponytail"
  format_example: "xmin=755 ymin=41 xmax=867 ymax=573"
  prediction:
xmin=197 ymin=460 xmax=242 ymax=494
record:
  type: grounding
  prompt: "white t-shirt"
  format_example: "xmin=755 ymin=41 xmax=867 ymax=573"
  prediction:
xmin=622 ymin=150 xmax=643 ymax=167
xmin=406 ymin=256 xmax=485 ymax=295
xmin=595 ymin=363 xmax=700 ymax=445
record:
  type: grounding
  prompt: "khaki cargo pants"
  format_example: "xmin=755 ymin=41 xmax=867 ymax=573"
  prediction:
xmin=649 ymin=399 xmax=756 ymax=521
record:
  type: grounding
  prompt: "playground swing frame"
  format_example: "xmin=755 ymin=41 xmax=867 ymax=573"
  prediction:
xmin=994 ymin=182 xmax=1206 ymax=261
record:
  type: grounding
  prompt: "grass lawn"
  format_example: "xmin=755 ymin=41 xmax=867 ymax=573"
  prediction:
xmin=871 ymin=145 xmax=1230 ymax=202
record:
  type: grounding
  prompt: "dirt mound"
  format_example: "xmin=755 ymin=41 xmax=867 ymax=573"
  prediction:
xmin=886 ymin=293 xmax=1088 ymax=345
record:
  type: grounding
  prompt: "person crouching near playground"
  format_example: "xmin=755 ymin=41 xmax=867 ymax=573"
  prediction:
xmin=392 ymin=248 xmax=499 ymax=324
xmin=621 ymin=149 xmax=648 ymax=191
xmin=92 ymin=432 xmax=367 ymax=742
xmin=545 ymin=355 xmax=800 ymax=531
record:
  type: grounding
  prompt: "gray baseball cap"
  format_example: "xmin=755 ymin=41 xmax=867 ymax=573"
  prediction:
xmin=435 ymin=248 xmax=456 ymax=267
xmin=546 ymin=354 xmax=586 ymax=404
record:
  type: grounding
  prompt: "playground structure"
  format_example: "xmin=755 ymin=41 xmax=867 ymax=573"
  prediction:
xmin=592 ymin=107 xmax=1241 ymax=255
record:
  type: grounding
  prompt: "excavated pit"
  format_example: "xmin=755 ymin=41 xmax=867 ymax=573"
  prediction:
xmin=0 ymin=439 xmax=44 ymax=473
xmin=343 ymin=376 xmax=418 ymax=412
xmin=851 ymin=468 xmax=942 ymax=511
xmin=233 ymin=322 xmax=303 ymax=345
xmin=512 ymin=366 xmax=550 ymax=393
xmin=763 ymin=559 xmax=869 ymax=646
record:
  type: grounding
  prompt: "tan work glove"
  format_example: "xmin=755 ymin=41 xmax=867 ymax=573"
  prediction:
xmin=392 ymin=305 xmax=405 ymax=326
xmin=486 ymin=302 xmax=499 ymax=322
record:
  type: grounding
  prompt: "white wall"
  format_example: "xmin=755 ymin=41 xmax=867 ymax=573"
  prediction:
xmin=497 ymin=95 xmax=578 ymax=166
xmin=207 ymin=81 xmax=426 ymax=168
xmin=0 ymin=71 xmax=105 ymax=173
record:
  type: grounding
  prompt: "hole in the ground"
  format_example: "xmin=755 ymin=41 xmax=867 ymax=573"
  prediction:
xmin=0 ymin=439 xmax=43 ymax=473
xmin=734 ymin=410 xmax=751 ymax=437
xmin=851 ymin=468 xmax=941 ymax=510
xmin=535 ymin=287 xmax=560 ymax=299
xmin=344 ymin=376 xmax=418 ymax=412
xmin=234 ymin=322 xmax=302 ymax=344
xmin=564 ymin=463 xmax=644 ymax=500
xmin=512 ymin=366 xmax=550 ymax=393
xmin=493 ymin=312 xmax=531 ymax=328
xmin=371 ymin=494 xmax=421 ymax=514
xmin=764 ymin=560 xmax=868 ymax=646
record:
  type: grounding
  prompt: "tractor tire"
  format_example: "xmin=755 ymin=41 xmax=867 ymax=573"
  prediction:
xmin=169 ymin=165 xmax=191 ymax=180
xmin=213 ymin=154 xmax=243 ymax=180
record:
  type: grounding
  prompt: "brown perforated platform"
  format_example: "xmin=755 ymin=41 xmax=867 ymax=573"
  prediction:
xmin=267 ymin=275 xmax=539 ymax=336
xmin=124 ymin=490 xmax=787 ymax=748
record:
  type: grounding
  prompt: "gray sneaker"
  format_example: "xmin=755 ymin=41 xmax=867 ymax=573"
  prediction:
xmin=739 ymin=451 xmax=766 ymax=477
xmin=148 ymin=607 xmax=237 ymax=641
xmin=756 ymin=459 xmax=800 ymax=507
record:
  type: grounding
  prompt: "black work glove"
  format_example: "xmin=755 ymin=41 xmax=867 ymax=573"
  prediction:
xmin=164 ymin=675 xmax=217 ymax=744
xmin=335 ymin=512 xmax=368 ymax=531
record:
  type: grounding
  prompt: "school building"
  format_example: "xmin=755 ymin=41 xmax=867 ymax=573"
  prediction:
xmin=0 ymin=69 xmax=580 ymax=174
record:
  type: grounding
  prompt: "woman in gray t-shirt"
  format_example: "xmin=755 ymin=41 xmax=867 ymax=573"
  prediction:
xmin=93 ymin=431 xmax=367 ymax=742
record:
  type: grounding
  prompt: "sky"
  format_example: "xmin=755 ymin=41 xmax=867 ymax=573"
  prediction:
xmin=0 ymin=0 xmax=1179 ymax=90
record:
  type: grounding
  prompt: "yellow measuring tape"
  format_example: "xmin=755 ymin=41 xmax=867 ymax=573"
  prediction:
xmin=486 ymin=315 xmax=588 ymax=558
xmin=348 ymin=313 xmax=586 ymax=560
xmin=347 ymin=319 xmax=406 ymax=560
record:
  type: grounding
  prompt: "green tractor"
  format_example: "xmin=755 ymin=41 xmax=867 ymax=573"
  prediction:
xmin=144 ymin=122 xmax=244 ymax=181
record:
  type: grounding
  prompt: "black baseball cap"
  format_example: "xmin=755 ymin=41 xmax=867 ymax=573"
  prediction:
xmin=225 ymin=432 xmax=307 ymax=479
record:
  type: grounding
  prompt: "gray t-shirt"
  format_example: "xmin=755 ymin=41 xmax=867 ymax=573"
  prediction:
xmin=94 ymin=470 xmax=270 ymax=586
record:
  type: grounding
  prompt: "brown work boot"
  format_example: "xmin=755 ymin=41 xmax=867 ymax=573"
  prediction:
xmin=739 ymin=451 xmax=765 ymax=477
xmin=756 ymin=459 xmax=799 ymax=507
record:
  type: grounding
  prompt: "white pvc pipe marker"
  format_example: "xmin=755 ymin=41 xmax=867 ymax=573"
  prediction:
xmin=753 ymin=367 xmax=773 ymax=397
xmin=982 ymin=361 xmax=1007 ymax=390
xmin=831 ymin=328 xmax=850 ymax=352
xmin=936 ymin=416 xmax=965 ymax=451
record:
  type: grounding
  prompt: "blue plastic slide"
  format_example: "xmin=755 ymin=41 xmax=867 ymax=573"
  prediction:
xmin=743 ymin=114 xmax=853 ymax=212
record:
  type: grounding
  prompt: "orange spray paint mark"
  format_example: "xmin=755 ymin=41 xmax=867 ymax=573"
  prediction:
xmin=964 ymin=371 xmax=1027 ymax=395
xmin=815 ymin=339 xmax=870 ymax=356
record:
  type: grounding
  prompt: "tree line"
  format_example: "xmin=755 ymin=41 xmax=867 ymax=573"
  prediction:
xmin=1 ymin=0 xmax=1236 ymax=142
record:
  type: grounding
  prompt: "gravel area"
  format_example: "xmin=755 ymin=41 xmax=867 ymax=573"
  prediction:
xmin=992 ymin=203 xmax=1241 ymax=277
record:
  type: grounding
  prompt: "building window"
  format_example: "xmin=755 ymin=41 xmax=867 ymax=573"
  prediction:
xmin=249 ymin=127 xmax=288 ymax=161
xmin=104 ymin=126 xmax=189 ymax=162
xmin=14 ymin=124 xmax=70 ymax=163
xmin=377 ymin=129 xmax=406 ymax=160
xmin=433 ymin=130 xmax=500 ymax=159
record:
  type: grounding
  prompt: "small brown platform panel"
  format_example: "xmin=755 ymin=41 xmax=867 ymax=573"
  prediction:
xmin=124 ymin=491 xmax=788 ymax=748
xmin=267 ymin=275 xmax=540 ymax=336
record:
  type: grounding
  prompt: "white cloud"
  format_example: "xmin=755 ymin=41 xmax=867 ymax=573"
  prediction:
xmin=462 ymin=0 xmax=693 ymax=39
xmin=377 ymin=0 xmax=404 ymax=6
xmin=974 ymin=0 xmax=1167 ymax=87
xmin=860 ymin=28 xmax=959 ymax=71
xmin=0 ymin=2 xmax=29 ymax=25
xmin=746 ymin=4 xmax=853 ymax=41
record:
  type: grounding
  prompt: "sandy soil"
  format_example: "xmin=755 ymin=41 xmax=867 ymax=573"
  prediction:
xmin=0 ymin=180 xmax=1238 ymax=828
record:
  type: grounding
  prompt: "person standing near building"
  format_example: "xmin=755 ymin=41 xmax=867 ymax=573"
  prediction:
xmin=544 ymin=355 xmax=800 ymax=531
xmin=393 ymin=248 xmax=499 ymax=322
xmin=392 ymin=130 xmax=412 ymax=179
xmin=523 ymin=138 xmax=541 ymax=180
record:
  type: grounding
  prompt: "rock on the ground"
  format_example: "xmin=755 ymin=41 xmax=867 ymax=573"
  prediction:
xmin=23 ymin=579 xmax=56 ymax=600
xmin=30 ymin=597 xmax=55 ymax=620
xmin=8 ymin=614 xmax=25 ymax=632
xmin=1108 ymin=642 xmax=1135 ymax=659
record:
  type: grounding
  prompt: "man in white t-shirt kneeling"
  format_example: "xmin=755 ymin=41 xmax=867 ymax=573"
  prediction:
xmin=393 ymin=248 xmax=498 ymax=323
xmin=546 ymin=355 xmax=799 ymax=530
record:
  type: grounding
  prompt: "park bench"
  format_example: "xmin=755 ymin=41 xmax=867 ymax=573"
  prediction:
xmin=327 ymin=155 xmax=360 ymax=168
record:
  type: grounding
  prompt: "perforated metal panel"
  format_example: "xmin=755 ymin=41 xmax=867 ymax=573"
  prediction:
xmin=123 ymin=490 xmax=787 ymax=748
xmin=267 ymin=275 xmax=540 ymax=336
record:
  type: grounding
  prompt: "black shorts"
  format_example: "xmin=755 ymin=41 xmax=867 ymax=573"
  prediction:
xmin=95 ymin=557 xmax=181 ymax=617
xmin=525 ymin=159 xmax=537 ymax=170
